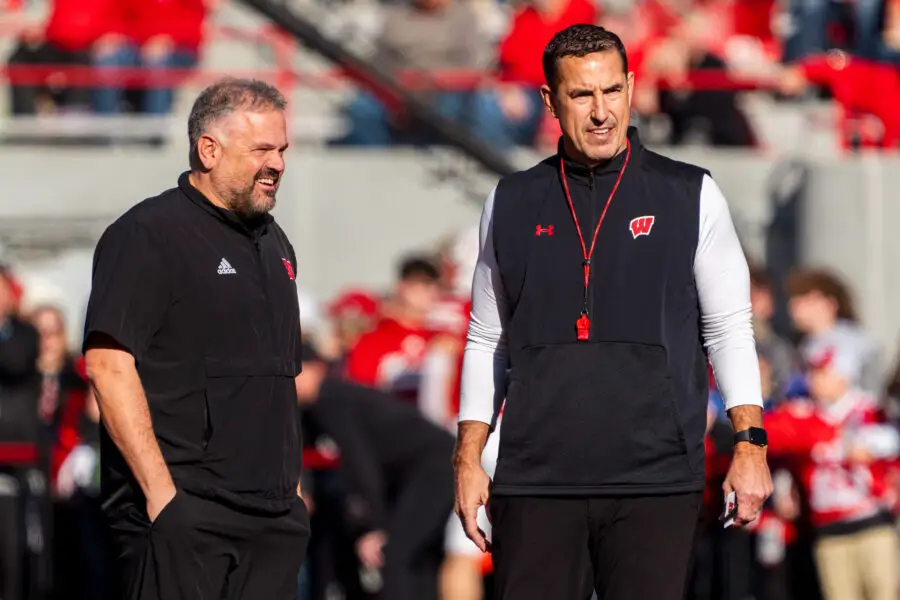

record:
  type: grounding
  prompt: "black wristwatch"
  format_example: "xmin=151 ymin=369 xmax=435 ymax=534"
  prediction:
xmin=734 ymin=427 xmax=768 ymax=448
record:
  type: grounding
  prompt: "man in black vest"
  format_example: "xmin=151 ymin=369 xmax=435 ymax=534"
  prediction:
xmin=453 ymin=24 xmax=773 ymax=600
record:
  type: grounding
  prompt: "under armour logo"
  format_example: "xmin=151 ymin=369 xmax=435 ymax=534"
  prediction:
xmin=535 ymin=225 xmax=554 ymax=237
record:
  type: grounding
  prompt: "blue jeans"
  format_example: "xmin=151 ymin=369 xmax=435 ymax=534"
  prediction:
xmin=337 ymin=87 xmax=543 ymax=150
xmin=783 ymin=0 xmax=833 ymax=61
xmin=92 ymin=43 xmax=197 ymax=115
xmin=785 ymin=0 xmax=900 ymax=63
xmin=856 ymin=0 xmax=900 ymax=62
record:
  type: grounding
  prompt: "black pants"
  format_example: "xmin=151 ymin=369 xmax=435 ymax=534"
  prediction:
xmin=109 ymin=490 xmax=310 ymax=600
xmin=6 ymin=41 xmax=90 ymax=115
xmin=490 ymin=493 xmax=702 ymax=600
xmin=380 ymin=459 xmax=454 ymax=600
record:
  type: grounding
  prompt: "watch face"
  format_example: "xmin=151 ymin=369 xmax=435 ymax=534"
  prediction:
xmin=750 ymin=428 xmax=768 ymax=446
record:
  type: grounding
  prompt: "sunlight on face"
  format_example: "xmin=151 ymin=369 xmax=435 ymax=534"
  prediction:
xmin=210 ymin=109 xmax=289 ymax=218
xmin=541 ymin=50 xmax=633 ymax=165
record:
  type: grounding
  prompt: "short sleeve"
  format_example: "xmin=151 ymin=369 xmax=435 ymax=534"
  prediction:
xmin=82 ymin=218 xmax=172 ymax=361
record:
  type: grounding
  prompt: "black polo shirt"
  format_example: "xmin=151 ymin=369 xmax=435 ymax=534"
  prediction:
xmin=84 ymin=172 xmax=303 ymax=516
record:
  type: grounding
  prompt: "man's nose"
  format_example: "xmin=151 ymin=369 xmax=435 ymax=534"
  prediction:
xmin=268 ymin=152 xmax=285 ymax=173
xmin=591 ymin=94 xmax=608 ymax=123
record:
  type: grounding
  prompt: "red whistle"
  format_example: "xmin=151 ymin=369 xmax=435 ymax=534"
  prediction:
xmin=576 ymin=314 xmax=591 ymax=341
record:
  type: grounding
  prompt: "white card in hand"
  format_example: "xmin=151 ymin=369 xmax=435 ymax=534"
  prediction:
xmin=723 ymin=491 xmax=737 ymax=528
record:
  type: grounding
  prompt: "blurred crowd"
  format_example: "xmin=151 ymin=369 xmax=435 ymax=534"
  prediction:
xmin=3 ymin=220 xmax=900 ymax=600
xmin=329 ymin=0 xmax=900 ymax=150
xmin=5 ymin=0 xmax=218 ymax=117
xmin=6 ymin=0 xmax=900 ymax=148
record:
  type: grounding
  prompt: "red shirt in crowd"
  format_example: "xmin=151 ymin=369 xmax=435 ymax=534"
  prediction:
xmin=124 ymin=0 xmax=207 ymax=51
xmin=344 ymin=317 xmax=434 ymax=404
xmin=44 ymin=0 xmax=123 ymax=52
xmin=766 ymin=392 xmax=900 ymax=529
xmin=498 ymin=0 xmax=598 ymax=87
xmin=419 ymin=297 xmax=472 ymax=424
xmin=800 ymin=53 xmax=900 ymax=147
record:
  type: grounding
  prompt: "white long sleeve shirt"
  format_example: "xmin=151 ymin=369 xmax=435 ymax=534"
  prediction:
xmin=459 ymin=174 xmax=763 ymax=426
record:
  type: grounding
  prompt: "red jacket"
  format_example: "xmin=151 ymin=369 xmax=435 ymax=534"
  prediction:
xmin=344 ymin=317 xmax=434 ymax=404
xmin=498 ymin=0 xmax=598 ymax=87
xmin=123 ymin=0 xmax=206 ymax=50
xmin=45 ymin=0 xmax=123 ymax=52
xmin=766 ymin=392 xmax=899 ymax=528
xmin=800 ymin=53 xmax=900 ymax=148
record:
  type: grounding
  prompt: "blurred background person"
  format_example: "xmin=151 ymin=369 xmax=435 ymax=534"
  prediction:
xmin=297 ymin=341 xmax=454 ymax=600
xmin=786 ymin=267 xmax=884 ymax=395
xmin=92 ymin=0 xmax=217 ymax=116
xmin=331 ymin=0 xmax=495 ymax=147
xmin=750 ymin=263 xmax=800 ymax=406
xmin=320 ymin=289 xmax=380 ymax=370
xmin=5 ymin=0 xmax=120 ymax=115
xmin=0 ymin=268 xmax=41 ymax=600
xmin=26 ymin=305 xmax=110 ymax=600
xmin=344 ymin=255 xmax=442 ymax=404
xmin=766 ymin=341 xmax=900 ymax=600
xmin=492 ymin=0 xmax=597 ymax=149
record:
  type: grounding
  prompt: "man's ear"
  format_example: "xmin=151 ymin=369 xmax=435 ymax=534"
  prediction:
xmin=195 ymin=134 xmax=221 ymax=170
xmin=540 ymin=85 xmax=557 ymax=119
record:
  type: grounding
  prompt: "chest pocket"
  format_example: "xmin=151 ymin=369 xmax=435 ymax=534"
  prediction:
xmin=201 ymin=356 xmax=299 ymax=493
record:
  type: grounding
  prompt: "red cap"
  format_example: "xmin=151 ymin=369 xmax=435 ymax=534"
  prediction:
xmin=327 ymin=290 xmax=380 ymax=319
xmin=0 ymin=268 xmax=23 ymax=312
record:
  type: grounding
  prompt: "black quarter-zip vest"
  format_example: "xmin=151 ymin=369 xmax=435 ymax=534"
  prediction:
xmin=491 ymin=127 xmax=711 ymax=496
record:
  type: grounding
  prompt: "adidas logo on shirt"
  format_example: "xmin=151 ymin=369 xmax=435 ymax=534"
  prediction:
xmin=217 ymin=258 xmax=237 ymax=275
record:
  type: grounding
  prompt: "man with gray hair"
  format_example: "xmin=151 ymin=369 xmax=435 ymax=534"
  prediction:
xmin=83 ymin=78 xmax=309 ymax=600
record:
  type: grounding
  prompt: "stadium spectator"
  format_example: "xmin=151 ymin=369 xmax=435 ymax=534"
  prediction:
xmin=778 ymin=50 xmax=900 ymax=148
xmin=766 ymin=341 xmax=900 ymax=600
xmin=783 ymin=0 xmax=900 ymax=63
xmin=749 ymin=263 xmax=799 ymax=405
xmin=332 ymin=0 xmax=497 ymax=147
xmin=5 ymin=0 xmax=121 ymax=115
xmin=29 ymin=305 xmax=84 ymax=431
xmin=786 ymin=267 xmax=884 ymax=395
xmin=29 ymin=305 xmax=110 ymax=600
xmin=492 ymin=0 xmax=598 ymax=148
xmin=323 ymin=289 xmax=380 ymax=368
xmin=93 ymin=0 xmax=217 ymax=116
xmin=344 ymin=256 xmax=441 ymax=403
xmin=0 ymin=268 xmax=41 ymax=600
xmin=636 ymin=9 xmax=757 ymax=146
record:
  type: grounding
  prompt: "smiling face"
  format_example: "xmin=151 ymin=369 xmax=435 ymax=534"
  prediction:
xmin=541 ymin=50 xmax=634 ymax=166
xmin=198 ymin=108 xmax=288 ymax=218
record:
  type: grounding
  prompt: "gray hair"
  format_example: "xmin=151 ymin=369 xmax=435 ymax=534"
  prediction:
xmin=187 ymin=78 xmax=287 ymax=150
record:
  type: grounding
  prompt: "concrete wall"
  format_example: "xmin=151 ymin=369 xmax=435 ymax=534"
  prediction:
xmin=1 ymin=145 xmax=897 ymax=366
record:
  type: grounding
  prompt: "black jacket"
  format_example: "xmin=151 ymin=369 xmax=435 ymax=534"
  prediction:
xmin=84 ymin=173 xmax=303 ymax=516
xmin=0 ymin=317 xmax=40 ymax=447
xmin=491 ymin=128 xmax=710 ymax=496
xmin=306 ymin=378 xmax=453 ymax=533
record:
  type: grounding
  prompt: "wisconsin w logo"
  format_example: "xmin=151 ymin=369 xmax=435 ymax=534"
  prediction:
xmin=629 ymin=216 xmax=655 ymax=239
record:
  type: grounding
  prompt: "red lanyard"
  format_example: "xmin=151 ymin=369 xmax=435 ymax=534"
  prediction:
xmin=559 ymin=140 xmax=631 ymax=341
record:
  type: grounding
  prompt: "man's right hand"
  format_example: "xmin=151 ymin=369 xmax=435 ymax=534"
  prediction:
xmin=146 ymin=484 xmax=177 ymax=523
xmin=454 ymin=460 xmax=492 ymax=552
